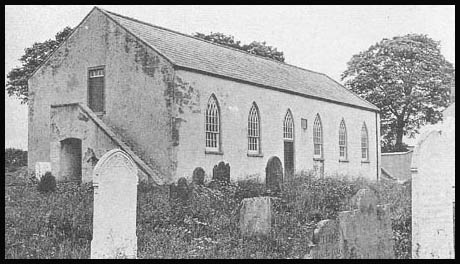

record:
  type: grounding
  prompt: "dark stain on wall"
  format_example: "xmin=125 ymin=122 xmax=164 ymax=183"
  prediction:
xmin=173 ymin=76 xmax=200 ymax=114
xmin=77 ymin=111 xmax=89 ymax=122
xmin=51 ymin=123 xmax=61 ymax=138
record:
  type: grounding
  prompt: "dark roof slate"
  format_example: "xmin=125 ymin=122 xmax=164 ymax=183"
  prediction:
xmin=100 ymin=8 xmax=379 ymax=111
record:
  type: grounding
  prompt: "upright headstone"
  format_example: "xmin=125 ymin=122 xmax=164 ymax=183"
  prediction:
xmin=35 ymin=162 xmax=52 ymax=181
xmin=192 ymin=167 xmax=205 ymax=186
xmin=176 ymin=177 xmax=191 ymax=202
xmin=212 ymin=161 xmax=230 ymax=183
xmin=337 ymin=189 xmax=394 ymax=259
xmin=411 ymin=109 xmax=455 ymax=259
xmin=91 ymin=149 xmax=138 ymax=259
xmin=239 ymin=197 xmax=272 ymax=237
xmin=305 ymin=189 xmax=394 ymax=259
xmin=265 ymin=156 xmax=283 ymax=192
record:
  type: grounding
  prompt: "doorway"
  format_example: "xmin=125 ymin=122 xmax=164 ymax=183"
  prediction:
xmin=284 ymin=141 xmax=294 ymax=178
xmin=60 ymin=138 xmax=82 ymax=181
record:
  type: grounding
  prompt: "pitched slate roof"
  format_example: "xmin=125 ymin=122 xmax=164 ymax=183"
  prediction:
xmin=100 ymin=8 xmax=378 ymax=112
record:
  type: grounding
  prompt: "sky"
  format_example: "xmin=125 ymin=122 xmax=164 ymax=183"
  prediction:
xmin=5 ymin=5 xmax=455 ymax=150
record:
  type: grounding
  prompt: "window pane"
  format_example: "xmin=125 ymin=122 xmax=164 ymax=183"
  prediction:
xmin=206 ymin=96 xmax=220 ymax=150
xmin=88 ymin=76 xmax=104 ymax=112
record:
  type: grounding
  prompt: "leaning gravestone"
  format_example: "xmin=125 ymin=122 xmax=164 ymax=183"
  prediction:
xmin=35 ymin=162 xmax=52 ymax=181
xmin=91 ymin=149 xmax=138 ymax=259
xmin=239 ymin=197 xmax=272 ymax=237
xmin=212 ymin=161 xmax=230 ymax=182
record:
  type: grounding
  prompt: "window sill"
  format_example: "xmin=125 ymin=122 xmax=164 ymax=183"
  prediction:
xmin=205 ymin=150 xmax=223 ymax=155
xmin=247 ymin=153 xmax=264 ymax=158
xmin=339 ymin=159 xmax=349 ymax=163
xmin=313 ymin=157 xmax=324 ymax=161
xmin=361 ymin=160 xmax=370 ymax=164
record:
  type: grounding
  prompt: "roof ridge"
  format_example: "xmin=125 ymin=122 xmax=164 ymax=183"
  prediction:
xmin=100 ymin=7 xmax=329 ymax=77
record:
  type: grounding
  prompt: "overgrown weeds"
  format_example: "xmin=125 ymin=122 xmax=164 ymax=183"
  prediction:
xmin=5 ymin=168 xmax=411 ymax=259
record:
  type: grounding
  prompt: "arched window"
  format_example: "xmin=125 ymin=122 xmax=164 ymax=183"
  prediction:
xmin=248 ymin=103 xmax=261 ymax=154
xmin=205 ymin=94 xmax=220 ymax=151
xmin=361 ymin=122 xmax=369 ymax=161
xmin=313 ymin=114 xmax=323 ymax=158
xmin=283 ymin=110 xmax=294 ymax=140
xmin=339 ymin=119 xmax=347 ymax=160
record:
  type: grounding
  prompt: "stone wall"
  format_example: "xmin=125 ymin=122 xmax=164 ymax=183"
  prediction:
xmin=381 ymin=151 xmax=413 ymax=182
xmin=172 ymin=69 xmax=380 ymax=183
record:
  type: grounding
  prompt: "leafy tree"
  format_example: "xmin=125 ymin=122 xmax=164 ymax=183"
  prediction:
xmin=341 ymin=34 xmax=455 ymax=152
xmin=6 ymin=27 xmax=73 ymax=104
xmin=193 ymin=32 xmax=285 ymax=62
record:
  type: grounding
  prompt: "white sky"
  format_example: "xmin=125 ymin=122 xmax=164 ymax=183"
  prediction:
xmin=5 ymin=5 xmax=455 ymax=150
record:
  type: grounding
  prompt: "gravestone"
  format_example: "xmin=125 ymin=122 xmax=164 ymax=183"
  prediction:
xmin=337 ymin=189 xmax=394 ymax=259
xmin=177 ymin=177 xmax=191 ymax=202
xmin=239 ymin=197 xmax=272 ymax=237
xmin=308 ymin=220 xmax=343 ymax=259
xmin=305 ymin=189 xmax=394 ymax=259
xmin=91 ymin=149 xmax=138 ymax=259
xmin=265 ymin=156 xmax=283 ymax=192
xmin=212 ymin=161 xmax=230 ymax=183
xmin=35 ymin=162 xmax=52 ymax=181
xmin=192 ymin=167 xmax=205 ymax=186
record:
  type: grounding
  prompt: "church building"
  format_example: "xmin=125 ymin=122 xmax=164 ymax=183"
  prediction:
xmin=28 ymin=7 xmax=381 ymax=185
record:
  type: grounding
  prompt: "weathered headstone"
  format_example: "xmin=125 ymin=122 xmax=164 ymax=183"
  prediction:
xmin=212 ymin=161 xmax=230 ymax=183
xmin=177 ymin=177 xmax=191 ymax=202
xmin=265 ymin=156 xmax=283 ymax=192
xmin=192 ymin=167 xmax=205 ymax=186
xmin=91 ymin=149 xmax=138 ymax=259
xmin=337 ymin=189 xmax=394 ymax=259
xmin=239 ymin=197 xmax=272 ymax=237
xmin=35 ymin=162 xmax=52 ymax=181
xmin=308 ymin=220 xmax=343 ymax=259
xmin=305 ymin=189 xmax=394 ymax=259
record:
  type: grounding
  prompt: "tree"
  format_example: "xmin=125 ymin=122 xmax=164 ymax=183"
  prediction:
xmin=193 ymin=32 xmax=285 ymax=62
xmin=341 ymin=34 xmax=455 ymax=152
xmin=6 ymin=27 xmax=73 ymax=104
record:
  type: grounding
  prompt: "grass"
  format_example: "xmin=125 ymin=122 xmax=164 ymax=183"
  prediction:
xmin=5 ymin=168 xmax=411 ymax=259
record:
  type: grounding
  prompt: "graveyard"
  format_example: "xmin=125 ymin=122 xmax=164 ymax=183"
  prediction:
xmin=5 ymin=154 xmax=411 ymax=259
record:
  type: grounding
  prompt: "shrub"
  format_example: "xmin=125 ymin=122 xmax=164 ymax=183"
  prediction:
xmin=5 ymin=148 xmax=27 ymax=172
xmin=37 ymin=172 xmax=57 ymax=193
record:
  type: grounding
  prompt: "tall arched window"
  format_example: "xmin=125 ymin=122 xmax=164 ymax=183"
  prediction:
xmin=283 ymin=110 xmax=294 ymax=140
xmin=248 ymin=102 xmax=261 ymax=154
xmin=339 ymin=119 xmax=347 ymax=160
xmin=205 ymin=94 xmax=220 ymax=151
xmin=361 ymin=122 xmax=369 ymax=161
xmin=313 ymin=114 xmax=323 ymax=158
